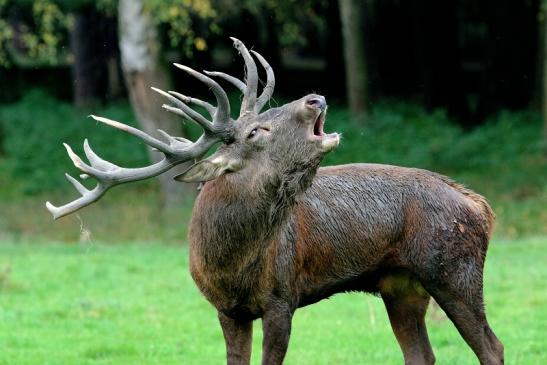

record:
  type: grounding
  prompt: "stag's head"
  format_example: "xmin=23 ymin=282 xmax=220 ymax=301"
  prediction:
xmin=177 ymin=39 xmax=339 ymax=186
xmin=46 ymin=38 xmax=339 ymax=219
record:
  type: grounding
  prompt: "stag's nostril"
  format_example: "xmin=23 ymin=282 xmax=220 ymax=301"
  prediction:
xmin=306 ymin=97 xmax=326 ymax=111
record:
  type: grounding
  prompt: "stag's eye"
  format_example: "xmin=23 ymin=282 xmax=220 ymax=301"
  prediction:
xmin=247 ymin=128 xmax=258 ymax=139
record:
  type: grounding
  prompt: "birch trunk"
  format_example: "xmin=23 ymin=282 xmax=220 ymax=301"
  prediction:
xmin=118 ymin=0 xmax=191 ymax=208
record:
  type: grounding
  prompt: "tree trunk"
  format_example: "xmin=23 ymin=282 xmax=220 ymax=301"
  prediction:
xmin=118 ymin=0 xmax=191 ymax=208
xmin=338 ymin=0 xmax=368 ymax=118
xmin=70 ymin=11 xmax=100 ymax=108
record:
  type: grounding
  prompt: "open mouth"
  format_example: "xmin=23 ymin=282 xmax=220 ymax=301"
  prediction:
xmin=311 ymin=110 xmax=340 ymax=151
xmin=313 ymin=111 xmax=326 ymax=137
xmin=312 ymin=110 xmax=337 ymax=140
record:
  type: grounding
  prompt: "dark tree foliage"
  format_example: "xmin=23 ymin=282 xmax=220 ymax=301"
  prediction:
xmin=366 ymin=0 xmax=539 ymax=126
xmin=0 ymin=0 xmax=545 ymax=127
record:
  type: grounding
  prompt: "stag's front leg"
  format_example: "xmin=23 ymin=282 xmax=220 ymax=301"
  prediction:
xmin=218 ymin=312 xmax=253 ymax=365
xmin=261 ymin=300 xmax=293 ymax=365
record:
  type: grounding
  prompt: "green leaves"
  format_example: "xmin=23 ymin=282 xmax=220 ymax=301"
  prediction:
xmin=0 ymin=18 xmax=12 ymax=67
xmin=145 ymin=0 xmax=216 ymax=57
xmin=0 ymin=0 xmax=72 ymax=68
xmin=0 ymin=0 xmax=330 ymax=66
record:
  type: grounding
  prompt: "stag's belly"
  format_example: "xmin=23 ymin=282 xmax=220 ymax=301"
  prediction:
xmin=290 ymin=165 xmax=411 ymax=305
xmin=290 ymin=205 xmax=403 ymax=306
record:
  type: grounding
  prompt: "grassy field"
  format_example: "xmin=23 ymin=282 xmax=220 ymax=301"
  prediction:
xmin=1 ymin=237 xmax=546 ymax=365
xmin=0 ymin=93 xmax=546 ymax=363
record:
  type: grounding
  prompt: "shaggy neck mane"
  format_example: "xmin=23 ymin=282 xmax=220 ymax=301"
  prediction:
xmin=190 ymin=164 xmax=319 ymax=265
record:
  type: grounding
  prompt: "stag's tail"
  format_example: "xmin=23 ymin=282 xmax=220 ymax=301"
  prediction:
xmin=463 ymin=188 xmax=496 ymax=239
xmin=426 ymin=170 xmax=496 ymax=239
xmin=441 ymin=178 xmax=496 ymax=239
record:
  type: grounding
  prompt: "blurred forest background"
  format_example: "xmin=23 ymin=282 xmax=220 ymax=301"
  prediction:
xmin=0 ymin=0 xmax=546 ymax=242
xmin=2 ymin=3 xmax=546 ymax=364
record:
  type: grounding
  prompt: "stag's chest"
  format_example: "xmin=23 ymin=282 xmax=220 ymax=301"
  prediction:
xmin=188 ymin=239 xmax=277 ymax=320
xmin=187 ymin=182 xmax=289 ymax=318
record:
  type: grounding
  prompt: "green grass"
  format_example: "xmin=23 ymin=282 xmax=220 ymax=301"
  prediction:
xmin=1 ymin=238 xmax=546 ymax=364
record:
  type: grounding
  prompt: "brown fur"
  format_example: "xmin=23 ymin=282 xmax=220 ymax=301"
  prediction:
xmin=175 ymin=82 xmax=502 ymax=365
xmin=188 ymin=162 xmax=504 ymax=365
xmin=438 ymin=176 xmax=496 ymax=238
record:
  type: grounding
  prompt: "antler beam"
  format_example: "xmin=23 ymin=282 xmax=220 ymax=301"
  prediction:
xmin=46 ymin=67 xmax=234 ymax=219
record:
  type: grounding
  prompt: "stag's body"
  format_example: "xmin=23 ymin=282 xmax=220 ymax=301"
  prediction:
xmin=190 ymin=163 xmax=503 ymax=365
xmin=48 ymin=39 xmax=503 ymax=365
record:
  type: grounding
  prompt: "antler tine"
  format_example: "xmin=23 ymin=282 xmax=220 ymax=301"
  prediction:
xmin=155 ymin=129 xmax=192 ymax=152
xmin=46 ymin=183 xmax=110 ymax=220
xmin=161 ymin=104 xmax=214 ymax=133
xmin=151 ymin=87 xmax=213 ymax=130
xmin=83 ymin=139 xmax=119 ymax=171
xmin=168 ymin=91 xmax=216 ymax=118
xmin=230 ymin=37 xmax=258 ymax=115
xmin=151 ymin=87 xmax=218 ymax=136
xmin=203 ymin=71 xmax=246 ymax=94
xmin=251 ymin=50 xmax=275 ymax=113
xmin=172 ymin=64 xmax=231 ymax=127
xmin=206 ymin=39 xmax=273 ymax=115
xmin=63 ymin=143 xmax=106 ymax=179
xmin=65 ymin=173 xmax=89 ymax=195
xmin=90 ymin=115 xmax=173 ymax=154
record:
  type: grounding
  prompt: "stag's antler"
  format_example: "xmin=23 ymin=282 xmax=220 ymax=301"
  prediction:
xmin=46 ymin=67 xmax=232 ymax=219
xmin=46 ymin=38 xmax=275 ymax=219
xmin=205 ymin=37 xmax=275 ymax=115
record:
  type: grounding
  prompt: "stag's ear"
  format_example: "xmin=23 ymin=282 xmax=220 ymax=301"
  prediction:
xmin=174 ymin=153 xmax=242 ymax=183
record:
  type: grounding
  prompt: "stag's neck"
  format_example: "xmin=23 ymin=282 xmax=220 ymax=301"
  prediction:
xmin=189 ymin=166 xmax=317 ymax=266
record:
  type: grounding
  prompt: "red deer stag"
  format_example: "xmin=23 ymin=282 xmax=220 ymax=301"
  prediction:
xmin=47 ymin=38 xmax=504 ymax=365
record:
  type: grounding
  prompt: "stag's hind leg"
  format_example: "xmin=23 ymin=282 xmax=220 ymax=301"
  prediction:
xmin=420 ymin=256 xmax=504 ymax=365
xmin=379 ymin=274 xmax=436 ymax=365
xmin=424 ymin=284 xmax=503 ymax=365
